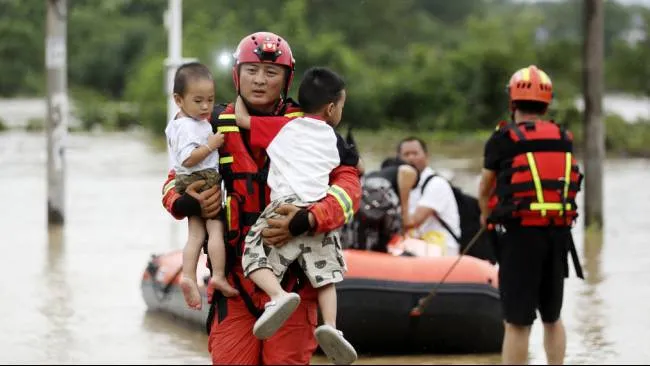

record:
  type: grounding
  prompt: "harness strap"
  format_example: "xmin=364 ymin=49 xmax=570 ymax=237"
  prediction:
xmin=499 ymin=164 xmax=580 ymax=178
xmin=495 ymin=180 xmax=581 ymax=196
xmin=231 ymin=270 xmax=264 ymax=319
xmin=567 ymin=235 xmax=584 ymax=279
xmin=419 ymin=173 xmax=461 ymax=243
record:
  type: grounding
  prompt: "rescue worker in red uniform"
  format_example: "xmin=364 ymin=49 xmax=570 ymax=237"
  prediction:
xmin=160 ymin=31 xmax=360 ymax=365
xmin=478 ymin=65 xmax=584 ymax=365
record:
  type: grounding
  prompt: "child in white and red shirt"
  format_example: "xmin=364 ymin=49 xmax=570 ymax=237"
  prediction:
xmin=235 ymin=67 xmax=358 ymax=365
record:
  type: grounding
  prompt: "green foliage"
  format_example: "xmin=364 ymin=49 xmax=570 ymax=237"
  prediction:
xmin=0 ymin=0 xmax=649 ymax=160
xmin=604 ymin=114 xmax=650 ymax=157
xmin=25 ymin=118 xmax=45 ymax=132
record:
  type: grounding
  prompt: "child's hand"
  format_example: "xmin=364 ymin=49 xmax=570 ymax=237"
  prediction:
xmin=235 ymin=95 xmax=248 ymax=112
xmin=234 ymin=96 xmax=251 ymax=128
xmin=208 ymin=131 xmax=224 ymax=150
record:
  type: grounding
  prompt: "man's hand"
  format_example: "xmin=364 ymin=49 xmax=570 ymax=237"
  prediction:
xmin=262 ymin=204 xmax=315 ymax=247
xmin=185 ymin=180 xmax=222 ymax=219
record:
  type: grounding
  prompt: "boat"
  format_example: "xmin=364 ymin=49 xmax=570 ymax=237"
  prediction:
xmin=141 ymin=241 xmax=504 ymax=354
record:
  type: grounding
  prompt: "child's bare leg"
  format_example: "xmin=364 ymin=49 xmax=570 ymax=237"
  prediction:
xmin=318 ymin=283 xmax=338 ymax=328
xmin=249 ymin=266 xmax=301 ymax=340
xmin=248 ymin=268 xmax=289 ymax=300
xmin=205 ymin=219 xmax=238 ymax=297
xmin=181 ymin=216 xmax=206 ymax=310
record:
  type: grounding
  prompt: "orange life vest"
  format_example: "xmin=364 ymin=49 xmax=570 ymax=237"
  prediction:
xmin=491 ymin=120 xmax=583 ymax=227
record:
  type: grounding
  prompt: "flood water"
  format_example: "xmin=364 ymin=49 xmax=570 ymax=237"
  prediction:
xmin=1 ymin=130 xmax=648 ymax=364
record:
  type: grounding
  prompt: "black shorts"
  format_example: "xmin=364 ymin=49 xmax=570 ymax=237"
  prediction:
xmin=496 ymin=225 xmax=571 ymax=326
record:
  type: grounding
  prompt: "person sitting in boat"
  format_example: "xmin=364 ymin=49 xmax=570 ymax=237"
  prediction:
xmin=397 ymin=137 xmax=461 ymax=257
xmin=352 ymin=157 xmax=419 ymax=252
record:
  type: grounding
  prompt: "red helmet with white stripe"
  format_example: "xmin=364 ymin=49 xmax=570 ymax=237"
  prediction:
xmin=232 ymin=32 xmax=295 ymax=98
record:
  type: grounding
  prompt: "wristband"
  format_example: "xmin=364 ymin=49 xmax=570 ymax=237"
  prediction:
xmin=173 ymin=193 xmax=202 ymax=218
xmin=288 ymin=209 xmax=312 ymax=237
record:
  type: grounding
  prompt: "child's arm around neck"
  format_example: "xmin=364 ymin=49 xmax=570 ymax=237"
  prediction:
xmin=234 ymin=96 xmax=252 ymax=130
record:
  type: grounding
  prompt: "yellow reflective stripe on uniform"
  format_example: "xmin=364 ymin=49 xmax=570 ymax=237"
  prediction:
xmin=563 ymin=153 xmax=572 ymax=200
xmin=217 ymin=126 xmax=239 ymax=133
xmin=284 ymin=112 xmax=304 ymax=118
xmin=225 ymin=196 xmax=232 ymax=230
xmin=530 ymin=203 xmax=572 ymax=211
xmin=218 ymin=114 xmax=235 ymax=119
xmin=163 ymin=180 xmax=175 ymax=196
xmin=562 ymin=152 xmax=572 ymax=216
xmin=526 ymin=152 xmax=546 ymax=216
xmin=327 ymin=184 xmax=354 ymax=223
xmin=219 ymin=156 xmax=234 ymax=164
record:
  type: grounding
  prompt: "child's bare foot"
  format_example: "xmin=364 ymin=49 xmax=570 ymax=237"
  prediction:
xmin=180 ymin=275 xmax=202 ymax=310
xmin=208 ymin=274 xmax=239 ymax=297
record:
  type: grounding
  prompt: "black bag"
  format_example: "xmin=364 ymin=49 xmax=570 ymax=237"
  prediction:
xmin=420 ymin=174 xmax=497 ymax=264
xmin=348 ymin=176 xmax=401 ymax=252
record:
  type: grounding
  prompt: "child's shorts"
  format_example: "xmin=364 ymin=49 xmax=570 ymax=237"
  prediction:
xmin=242 ymin=194 xmax=347 ymax=288
xmin=175 ymin=169 xmax=222 ymax=194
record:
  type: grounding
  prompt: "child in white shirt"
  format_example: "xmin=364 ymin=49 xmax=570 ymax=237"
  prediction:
xmin=235 ymin=67 xmax=358 ymax=365
xmin=164 ymin=62 xmax=238 ymax=310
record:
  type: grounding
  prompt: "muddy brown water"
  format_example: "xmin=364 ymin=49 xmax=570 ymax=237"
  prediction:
xmin=1 ymin=130 xmax=648 ymax=364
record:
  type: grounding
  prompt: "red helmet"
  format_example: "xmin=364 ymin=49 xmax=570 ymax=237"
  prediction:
xmin=232 ymin=31 xmax=295 ymax=97
xmin=507 ymin=65 xmax=553 ymax=107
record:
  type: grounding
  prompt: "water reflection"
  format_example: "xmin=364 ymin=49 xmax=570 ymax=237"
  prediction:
xmin=571 ymin=230 xmax=617 ymax=364
xmin=140 ymin=311 xmax=209 ymax=359
xmin=41 ymin=225 xmax=76 ymax=363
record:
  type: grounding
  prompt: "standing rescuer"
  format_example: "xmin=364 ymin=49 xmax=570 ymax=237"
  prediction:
xmin=478 ymin=64 xmax=584 ymax=365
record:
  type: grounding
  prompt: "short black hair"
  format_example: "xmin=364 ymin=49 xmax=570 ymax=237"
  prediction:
xmin=173 ymin=62 xmax=213 ymax=96
xmin=397 ymin=136 xmax=428 ymax=155
xmin=380 ymin=157 xmax=407 ymax=169
xmin=298 ymin=67 xmax=346 ymax=114
xmin=513 ymin=101 xmax=548 ymax=115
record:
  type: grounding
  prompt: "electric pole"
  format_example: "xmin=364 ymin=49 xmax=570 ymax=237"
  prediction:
xmin=164 ymin=0 xmax=196 ymax=124
xmin=45 ymin=0 xmax=68 ymax=226
xmin=582 ymin=0 xmax=605 ymax=230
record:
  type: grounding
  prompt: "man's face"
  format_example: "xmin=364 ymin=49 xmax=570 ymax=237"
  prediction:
xmin=398 ymin=140 xmax=428 ymax=172
xmin=238 ymin=63 xmax=286 ymax=112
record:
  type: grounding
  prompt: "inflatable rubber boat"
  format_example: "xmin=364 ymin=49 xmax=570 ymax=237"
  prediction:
xmin=141 ymin=238 xmax=503 ymax=354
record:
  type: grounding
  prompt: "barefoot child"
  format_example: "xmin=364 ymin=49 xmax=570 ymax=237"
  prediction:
xmin=235 ymin=67 xmax=358 ymax=365
xmin=164 ymin=62 xmax=238 ymax=310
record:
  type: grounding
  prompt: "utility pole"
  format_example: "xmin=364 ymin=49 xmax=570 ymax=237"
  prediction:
xmin=164 ymin=0 xmax=196 ymax=250
xmin=164 ymin=0 xmax=196 ymax=124
xmin=582 ymin=0 xmax=605 ymax=230
xmin=45 ymin=0 xmax=68 ymax=226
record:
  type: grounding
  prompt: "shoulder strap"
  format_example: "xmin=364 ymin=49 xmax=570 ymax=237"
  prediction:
xmin=419 ymin=173 xmax=461 ymax=244
xmin=420 ymin=174 xmax=436 ymax=195
xmin=209 ymin=103 xmax=229 ymax=133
